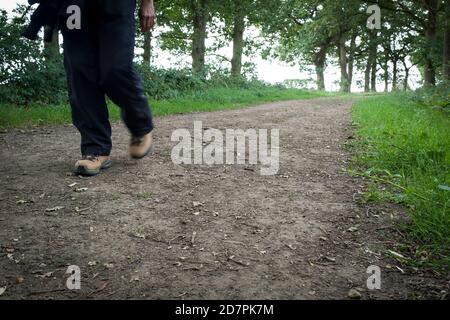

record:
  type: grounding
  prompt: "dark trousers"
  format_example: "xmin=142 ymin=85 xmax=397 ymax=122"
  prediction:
xmin=62 ymin=0 xmax=153 ymax=156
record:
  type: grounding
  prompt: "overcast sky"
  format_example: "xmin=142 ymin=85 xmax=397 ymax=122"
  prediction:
xmin=1 ymin=0 xmax=420 ymax=91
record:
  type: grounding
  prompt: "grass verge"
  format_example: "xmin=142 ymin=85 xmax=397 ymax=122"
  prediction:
xmin=0 ymin=87 xmax=328 ymax=129
xmin=350 ymin=92 xmax=449 ymax=270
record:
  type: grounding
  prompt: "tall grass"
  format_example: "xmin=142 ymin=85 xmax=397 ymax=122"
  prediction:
xmin=351 ymin=92 xmax=450 ymax=269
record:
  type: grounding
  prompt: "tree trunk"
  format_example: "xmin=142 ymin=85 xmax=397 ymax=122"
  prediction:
xmin=365 ymin=31 xmax=377 ymax=92
xmin=423 ymin=0 xmax=438 ymax=86
xmin=371 ymin=60 xmax=377 ymax=92
xmin=444 ymin=0 xmax=450 ymax=81
xmin=338 ymin=36 xmax=350 ymax=93
xmin=44 ymin=28 xmax=59 ymax=61
xmin=191 ymin=0 xmax=209 ymax=75
xmin=392 ymin=58 xmax=398 ymax=90
xmin=143 ymin=31 xmax=152 ymax=65
xmin=231 ymin=0 xmax=245 ymax=77
xmin=313 ymin=47 xmax=326 ymax=91
xmin=404 ymin=68 xmax=410 ymax=90
xmin=402 ymin=59 xmax=410 ymax=90
xmin=347 ymin=33 xmax=357 ymax=91
xmin=364 ymin=58 xmax=371 ymax=92
xmin=382 ymin=50 xmax=389 ymax=92
xmin=384 ymin=64 xmax=389 ymax=92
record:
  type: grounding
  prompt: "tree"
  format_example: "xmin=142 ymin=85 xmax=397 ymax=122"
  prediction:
xmin=443 ymin=0 xmax=450 ymax=80
xmin=212 ymin=0 xmax=272 ymax=77
xmin=376 ymin=12 xmax=410 ymax=91
xmin=229 ymin=0 xmax=247 ymax=77
xmin=191 ymin=0 xmax=209 ymax=74
xmin=372 ymin=0 xmax=446 ymax=86
xmin=320 ymin=0 xmax=366 ymax=92
xmin=149 ymin=0 xmax=211 ymax=75
xmin=0 ymin=6 xmax=66 ymax=105
xmin=43 ymin=28 xmax=60 ymax=61
xmin=260 ymin=0 xmax=335 ymax=90
xmin=142 ymin=31 xmax=152 ymax=64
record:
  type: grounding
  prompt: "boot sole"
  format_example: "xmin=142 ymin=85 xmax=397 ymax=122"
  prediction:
xmin=75 ymin=160 xmax=112 ymax=177
xmin=131 ymin=143 xmax=155 ymax=160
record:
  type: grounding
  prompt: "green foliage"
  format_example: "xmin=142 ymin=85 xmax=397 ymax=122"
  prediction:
xmin=411 ymin=83 xmax=450 ymax=111
xmin=0 ymin=8 xmax=66 ymax=106
xmin=351 ymin=92 xmax=450 ymax=269
xmin=0 ymin=55 xmax=67 ymax=106
xmin=136 ymin=64 xmax=272 ymax=100
xmin=137 ymin=66 xmax=205 ymax=100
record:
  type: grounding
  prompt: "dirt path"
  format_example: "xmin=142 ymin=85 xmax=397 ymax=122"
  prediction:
xmin=0 ymin=98 xmax=447 ymax=300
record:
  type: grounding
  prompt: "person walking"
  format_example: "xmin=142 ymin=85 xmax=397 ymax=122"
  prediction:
xmin=61 ymin=0 xmax=156 ymax=176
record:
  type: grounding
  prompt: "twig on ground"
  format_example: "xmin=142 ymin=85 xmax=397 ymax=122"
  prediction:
xmin=87 ymin=282 xmax=108 ymax=298
xmin=191 ymin=231 xmax=197 ymax=245
xmin=28 ymin=289 xmax=68 ymax=296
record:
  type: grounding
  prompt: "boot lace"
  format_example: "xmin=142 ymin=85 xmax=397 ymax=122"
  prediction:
xmin=83 ymin=155 xmax=99 ymax=162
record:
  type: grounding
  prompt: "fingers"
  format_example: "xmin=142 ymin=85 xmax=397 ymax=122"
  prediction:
xmin=141 ymin=14 xmax=156 ymax=33
xmin=149 ymin=15 xmax=156 ymax=29
xmin=140 ymin=15 xmax=148 ymax=33
xmin=140 ymin=19 xmax=147 ymax=33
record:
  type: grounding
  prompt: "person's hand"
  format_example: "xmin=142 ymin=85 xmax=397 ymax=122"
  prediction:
xmin=140 ymin=0 xmax=156 ymax=32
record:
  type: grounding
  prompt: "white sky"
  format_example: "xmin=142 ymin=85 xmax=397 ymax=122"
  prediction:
xmin=2 ymin=0 xmax=420 ymax=92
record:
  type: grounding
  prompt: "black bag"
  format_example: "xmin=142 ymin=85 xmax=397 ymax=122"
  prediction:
xmin=22 ymin=0 xmax=62 ymax=42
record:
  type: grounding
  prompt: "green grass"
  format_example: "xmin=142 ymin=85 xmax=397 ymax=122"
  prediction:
xmin=137 ymin=191 xmax=153 ymax=200
xmin=350 ymin=92 xmax=450 ymax=269
xmin=0 ymin=87 xmax=329 ymax=129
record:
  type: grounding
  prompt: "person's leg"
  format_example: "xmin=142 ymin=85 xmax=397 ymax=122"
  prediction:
xmin=96 ymin=0 xmax=154 ymax=138
xmin=62 ymin=0 xmax=112 ymax=157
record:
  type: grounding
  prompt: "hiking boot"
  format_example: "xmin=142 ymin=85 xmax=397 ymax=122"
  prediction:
xmin=129 ymin=132 xmax=154 ymax=159
xmin=74 ymin=155 xmax=112 ymax=176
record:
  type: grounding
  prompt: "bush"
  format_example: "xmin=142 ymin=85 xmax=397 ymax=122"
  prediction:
xmin=137 ymin=66 xmax=207 ymax=100
xmin=410 ymin=83 xmax=450 ymax=112
xmin=0 ymin=58 xmax=67 ymax=106
xmin=136 ymin=64 xmax=274 ymax=101
xmin=0 ymin=8 xmax=67 ymax=106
